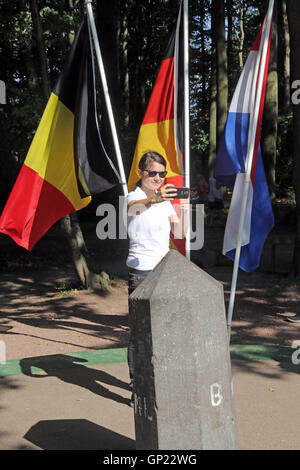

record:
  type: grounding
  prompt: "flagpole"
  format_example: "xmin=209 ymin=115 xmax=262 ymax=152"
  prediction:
xmin=183 ymin=0 xmax=191 ymax=260
xmin=85 ymin=0 xmax=128 ymax=197
xmin=226 ymin=0 xmax=274 ymax=340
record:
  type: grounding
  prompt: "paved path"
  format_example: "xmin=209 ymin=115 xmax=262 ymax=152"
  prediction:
xmin=1 ymin=231 xmax=300 ymax=450
xmin=1 ymin=345 xmax=300 ymax=450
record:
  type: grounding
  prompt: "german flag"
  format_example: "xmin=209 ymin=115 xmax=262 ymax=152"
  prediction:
xmin=127 ymin=1 xmax=185 ymax=254
xmin=0 ymin=16 xmax=119 ymax=251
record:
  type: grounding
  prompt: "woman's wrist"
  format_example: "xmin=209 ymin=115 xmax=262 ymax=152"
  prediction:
xmin=151 ymin=190 xmax=161 ymax=204
xmin=149 ymin=194 xmax=158 ymax=204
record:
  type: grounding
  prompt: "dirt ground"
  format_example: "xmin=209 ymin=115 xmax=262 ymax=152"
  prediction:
xmin=0 ymin=216 xmax=300 ymax=361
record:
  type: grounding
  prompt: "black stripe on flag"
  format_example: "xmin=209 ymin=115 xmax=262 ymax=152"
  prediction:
xmin=54 ymin=16 xmax=120 ymax=197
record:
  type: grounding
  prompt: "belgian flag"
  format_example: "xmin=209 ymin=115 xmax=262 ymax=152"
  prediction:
xmin=0 ymin=16 xmax=120 ymax=251
xmin=127 ymin=1 xmax=185 ymax=254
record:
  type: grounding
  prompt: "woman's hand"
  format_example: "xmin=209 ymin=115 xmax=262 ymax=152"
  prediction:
xmin=154 ymin=184 xmax=177 ymax=202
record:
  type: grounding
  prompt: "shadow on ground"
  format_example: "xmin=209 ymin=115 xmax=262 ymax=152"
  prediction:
xmin=19 ymin=354 xmax=131 ymax=406
xmin=23 ymin=419 xmax=135 ymax=450
xmin=1 ymin=220 xmax=300 ymax=359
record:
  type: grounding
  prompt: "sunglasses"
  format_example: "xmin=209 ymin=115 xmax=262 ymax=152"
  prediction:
xmin=144 ymin=170 xmax=168 ymax=178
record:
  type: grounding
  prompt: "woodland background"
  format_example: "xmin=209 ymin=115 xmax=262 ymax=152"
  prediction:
xmin=0 ymin=0 xmax=300 ymax=284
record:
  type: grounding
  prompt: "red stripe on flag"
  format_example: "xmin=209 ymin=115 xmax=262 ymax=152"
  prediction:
xmin=250 ymin=16 xmax=272 ymax=185
xmin=0 ymin=164 xmax=75 ymax=250
xmin=251 ymin=21 xmax=264 ymax=51
xmin=165 ymin=174 xmax=186 ymax=256
xmin=142 ymin=57 xmax=175 ymax=125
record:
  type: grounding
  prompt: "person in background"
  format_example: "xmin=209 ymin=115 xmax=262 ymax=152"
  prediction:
xmin=197 ymin=173 xmax=208 ymax=203
xmin=207 ymin=176 xmax=224 ymax=225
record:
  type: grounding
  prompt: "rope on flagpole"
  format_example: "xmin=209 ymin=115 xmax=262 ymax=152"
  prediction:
xmin=226 ymin=0 xmax=274 ymax=341
xmin=85 ymin=0 xmax=128 ymax=197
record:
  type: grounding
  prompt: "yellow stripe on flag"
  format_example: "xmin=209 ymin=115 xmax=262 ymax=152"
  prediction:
xmin=24 ymin=93 xmax=91 ymax=210
xmin=128 ymin=118 xmax=182 ymax=191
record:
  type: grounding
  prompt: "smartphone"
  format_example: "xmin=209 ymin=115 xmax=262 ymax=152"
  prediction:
xmin=172 ymin=186 xmax=190 ymax=199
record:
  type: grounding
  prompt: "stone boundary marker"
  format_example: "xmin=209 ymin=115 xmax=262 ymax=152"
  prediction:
xmin=129 ymin=249 xmax=237 ymax=450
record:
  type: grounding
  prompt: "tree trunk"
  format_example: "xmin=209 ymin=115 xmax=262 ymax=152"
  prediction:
xmin=59 ymin=214 xmax=95 ymax=287
xmin=96 ymin=0 xmax=121 ymax=149
xmin=208 ymin=1 xmax=217 ymax=177
xmin=214 ymin=0 xmax=228 ymax=149
xmin=136 ymin=3 xmax=146 ymax=122
xmin=238 ymin=0 xmax=245 ymax=70
xmin=261 ymin=0 xmax=278 ymax=201
xmin=199 ymin=0 xmax=207 ymax=115
xmin=19 ymin=0 xmax=40 ymax=101
xmin=29 ymin=0 xmax=51 ymax=101
xmin=287 ymin=0 xmax=300 ymax=277
xmin=22 ymin=48 xmax=39 ymax=97
xmin=121 ymin=2 xmax=130 ymax=128
xmin=226 ymin=0 xmax=233 ymax=100
xmin=281 ymin=0 xmax=291 ymax=113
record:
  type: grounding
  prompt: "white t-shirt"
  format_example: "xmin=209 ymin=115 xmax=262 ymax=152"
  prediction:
xmin=126 ymin=186 xmax=176 ymax=271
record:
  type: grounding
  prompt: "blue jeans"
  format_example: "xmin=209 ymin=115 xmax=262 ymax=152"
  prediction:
xmin=127 ymin=268 xmax=151 ymax=381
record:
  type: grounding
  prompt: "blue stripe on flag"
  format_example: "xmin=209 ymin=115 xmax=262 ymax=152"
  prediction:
xmin=214 ymin=112 xmax=250 ymax=188
xmin=225 ymin=150 xmax=274 ymax=272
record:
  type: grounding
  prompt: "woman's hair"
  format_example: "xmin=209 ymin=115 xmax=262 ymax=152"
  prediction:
xmin=138 ymin=151 xmax=166 ymax=170
xmin=136 ymin=152 xmax=167 ymax=187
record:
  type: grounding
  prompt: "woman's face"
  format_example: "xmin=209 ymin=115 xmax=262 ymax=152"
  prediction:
xmin=139 ymin=161 xmax=167 ymax=193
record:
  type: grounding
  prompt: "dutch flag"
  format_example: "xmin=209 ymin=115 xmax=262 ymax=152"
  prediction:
xmin=214 ymin=4 xmax=274 ymax=273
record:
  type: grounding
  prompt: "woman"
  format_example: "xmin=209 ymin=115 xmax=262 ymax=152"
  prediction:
xmin=126 ymin=151 xmax=188 ymax=402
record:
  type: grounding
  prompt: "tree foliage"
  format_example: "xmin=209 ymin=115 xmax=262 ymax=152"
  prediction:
xmin=0 ymin=0 xmax=295 ymax=205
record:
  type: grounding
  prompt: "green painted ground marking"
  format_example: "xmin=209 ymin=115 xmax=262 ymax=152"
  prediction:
xmin=0 ymin=347 xmax=127 ymax=378
xmin=230 ymin=344 xmax=293 ymax=362
xmin=0 ymin=344 xmax=295 ymax=378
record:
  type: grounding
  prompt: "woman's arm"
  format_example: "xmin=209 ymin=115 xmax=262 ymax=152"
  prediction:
xmin=127 ymin=185 xmax=177 ymax=216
